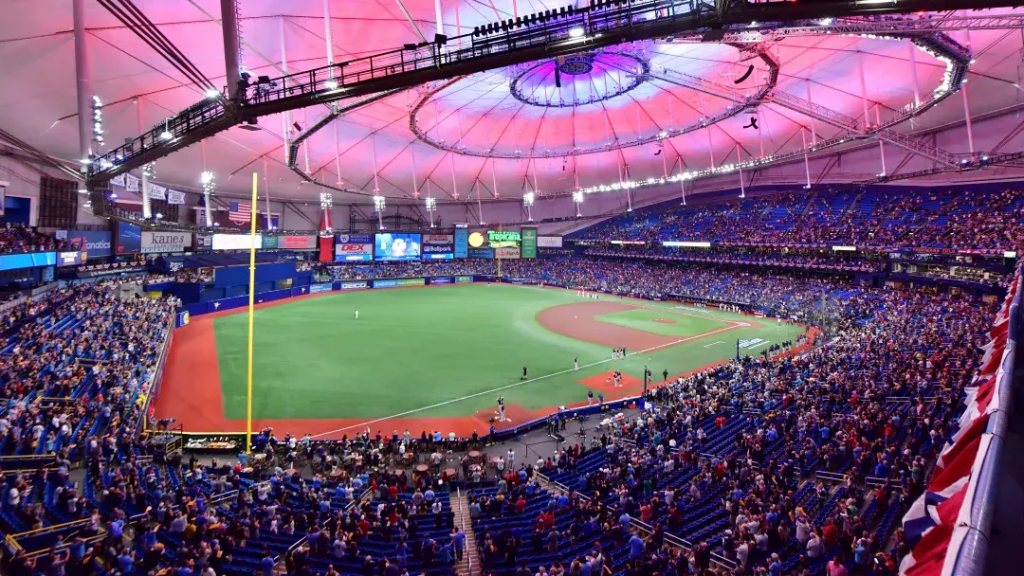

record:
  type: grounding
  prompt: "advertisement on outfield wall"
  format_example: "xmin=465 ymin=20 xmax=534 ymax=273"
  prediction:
xmin=278 ymin=235 xmax=317 ymax=250
xmin=468 ymin=247 xmax=494 ymax=259
xmin=141 ymin=231 xmax=191 ymax=254
xmin=429 ymin=277 xmax=452 ymax=285
xmin=373 ymin=278 xmax=426 ymax=288
xmin=456 ymin=275 xmax=473 ymax=283
xmin=57 ymin=251 xmax=88 ymax=267
xmin=212 ymin=234 xmax=263 ymax=250
xmin=64 ymin=230 xmax=112 ymax=258
xmin=454 ymin=226 xmax=468 ymax=258
xmin=263 ymin=236 xmax=279 ymax=249
xmin=423 ymin=234 xmax=454 ymax=245
xmin=339 ymin=281 xmax=369 ymax=290
xmin=495 ymin=246 xmax=521 ymax=259
xmin=309 ymin=282 xmax=332 ymax=294
xmin=537 ymin=236 xmax=563 ymax=248
xmin=334 ymin=243 xmax=374 ymax=262
xmin=521 ymin=227 xmax=537 ymax=259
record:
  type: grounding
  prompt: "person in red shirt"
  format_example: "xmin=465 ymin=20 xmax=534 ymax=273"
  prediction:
xmin=516 ymin=496 xmax=527 ymax=515
xmin=389 ymin=485 xmax=398 ymax=500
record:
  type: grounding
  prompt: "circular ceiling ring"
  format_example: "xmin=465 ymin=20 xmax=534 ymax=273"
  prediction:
xmin=408 ymin=41 xmax=780 ymax=159
xmin=508 ymin=50 xmax=651 ymax=108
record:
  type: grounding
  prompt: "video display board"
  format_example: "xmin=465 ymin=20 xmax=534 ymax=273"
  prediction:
xmin=374 ymin=233 xmax=421 ymax=261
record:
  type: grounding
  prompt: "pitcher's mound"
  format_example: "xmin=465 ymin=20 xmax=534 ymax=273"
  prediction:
xmin=652 ymin=318 xmax=677 ymax=324
xmin=579 ymin=370 xmax=644 ymax=394
xmin=473 ymin=403 xmax=536 ymax=431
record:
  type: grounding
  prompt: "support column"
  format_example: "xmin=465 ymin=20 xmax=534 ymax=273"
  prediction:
xmin=680 ymin=177 xmax=686 ymax=205
xmin=279 ymin=17 xmax=292 ymax=164
xmin=908 ymin=40 xmax=921 ymax=107
xmin=806 ymin=79 xmax=816 ymax=145
xmin=434 ymin=0 xmax=444 ymax=40
xmin=72 ymin=0 xmax=93 ymax=162
xmin=802 ymin=129 xmax=811 ymax=188
xmin=137 ymin=99 xmax=151 ymax=219
xmin=323 ymin=0 xmax=335 ymax=79
xmin=737 ymin=144 xmax=745 ymax=198
xmin=201 ymin=141 xmax=213 ymax=227
xmin=334 ymin=120 xmax=343 ymax=185
xmin=263 ymin=156 xmax=273 ymax=229
xmin=963 ymin=30 xmax=975 ymax=155
xmin=220 ymin=0 xmax=242 ymax=100
xmin=876 ymin=106 xmax=887 ymax=176
xmin=476 ymin=181 xmax=485 ymax=225
xmin=858 ymin=51 xmax=870 ymax=130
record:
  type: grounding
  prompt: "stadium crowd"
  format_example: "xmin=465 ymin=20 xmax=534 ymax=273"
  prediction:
xmin=0 ymin=225 xmax=68 ymax=254
xmin=574 ymin=188 xmax=1024 ymax=252
xmin=0 ymin=200 xmax=1010 ymax=576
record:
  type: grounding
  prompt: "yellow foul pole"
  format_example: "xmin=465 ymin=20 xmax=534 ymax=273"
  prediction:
xmin=246 ymin=172 xmax=258 ymax=454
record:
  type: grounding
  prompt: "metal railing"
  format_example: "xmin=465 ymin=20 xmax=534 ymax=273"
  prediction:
xmin=947 ymin=268 xmax=1021 ymax=576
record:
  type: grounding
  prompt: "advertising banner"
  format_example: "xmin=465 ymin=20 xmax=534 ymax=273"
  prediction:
xmin=487 ymin=230 xmax=521 ymax=249
xmin=429 ymin=277 xmax=453 ymax=285
xmin=141 ymin=231 xmax=191 ymax=254
xmin=278 ymin=235 xmax=317 ymax=250
xmin=263 ymin=236 xmax=279 ymax=249
xmin=456 ymin=275 xmax=473 ymax=283
xmin=495 ymin=246 xmax=521 ymax=260
xmin=423 ymin=243 xmax=454 ymax=256
xmin=196 ymin=234 xmax=214 ymax=249
xmin=521 ymin=227 xmax=537 ymax=259
xmin=468 ymin=247 xmax=494 ymax=259
xmin=339 ymin=281 xmax=369 ymax=290
xmin=454 ymin=225 xmax=468 ymax=259
xmin=375 ymin=233 xmax=421 ymax=261
xmin=309 ymin=282 xmax=333 ymax=294
xmin=423 ymin=252 xmax=454 ymax=260
xmin=57 ymin=251 xmax=87 ymax=267
xmin=64 ymin=230 xmax=112 ymax=258
xmin=337 ymin=234 xmax=373 ymax=243
xmin=212 ymin=233 xmax=263 ymax=250
xmin=373 ymin=278 xmax=426 ymax=288
xmin=423 ymin=234 xmax=454 ymax=245
xmin=538 ymin=236 xmax=563 ymax=248
xmin=177 ymin=310 xmax=190 ymax=328
xmin=335 ymin=242 xmax=374 ymax=262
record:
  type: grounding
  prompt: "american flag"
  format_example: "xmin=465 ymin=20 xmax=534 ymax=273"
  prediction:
xmin=228 ymin=201 xmax=251 ymax=224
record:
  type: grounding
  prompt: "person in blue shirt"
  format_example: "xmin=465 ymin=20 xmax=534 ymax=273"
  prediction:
xmin=258 ymin=549 xmax=275 ymax=576
xmin=453 ymin=527 xmax=465 ymax=561
xmin=628 ymin=533 xmax=645 ymax=559
xmin=117 ymin=549 xmax=135 ymax=574
xmin=619 ymin=511 xmax=631 ymax=532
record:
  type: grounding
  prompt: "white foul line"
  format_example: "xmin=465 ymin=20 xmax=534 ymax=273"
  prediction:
xmin=703 ymin=341 xmax=725 ymax=348
xmin=309 ymin=322 xmax=744 ymax=438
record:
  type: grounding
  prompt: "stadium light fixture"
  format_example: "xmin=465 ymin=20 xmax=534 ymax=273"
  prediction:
xmin=206 ymin=88 xmax=221 ymax=99
xmin=523 ymin=192 xmax=535 ymax=207
xmin=160 ymin=119 xmax=173 ymax=141
xmin=373 ymin=195 xmax=386 ymax=212
xmin=568 ymin=26 xmax=584 ymax=38
xmin=324 ymin=78 xmax=339 ymax=90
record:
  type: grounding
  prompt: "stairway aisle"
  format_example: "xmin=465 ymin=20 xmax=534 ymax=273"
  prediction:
xmin=453 ymin=490 xmax=482 ymax=576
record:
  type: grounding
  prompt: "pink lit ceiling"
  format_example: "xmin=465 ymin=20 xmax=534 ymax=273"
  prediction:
xmin=1 ymin=1 xmax=1024 ymax=204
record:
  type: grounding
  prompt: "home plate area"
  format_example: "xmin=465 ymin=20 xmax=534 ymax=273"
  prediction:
xmin=579 ymin=370 xmax=644 ymax=394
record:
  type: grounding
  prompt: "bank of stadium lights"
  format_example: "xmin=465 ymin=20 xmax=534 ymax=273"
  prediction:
xmin=205 ymin=88 xmax=221 ymax=99
xmin=91 ymin=96 xmax=104 ymax=147
xmin=142 ymin=162 xmax=155 ymax=180
xmin=573 ymin=155 xmax=778 ymax=197
xmin=425 ymin=197 xmax=437 ymax=228
xmin=159 ymin=119 xmax=173 ymax=141
xmin=523 ymin=192 xmax=535 ymax=222
xmin=200 ymin=170 xmax=216 ymax=194
xmin=372 ymin=195 xmax=386 ymax=212
xmin=572 ymin=191 xmax=584 ymax=218
xmin=319 ymin=191 xmax=333 ymax=209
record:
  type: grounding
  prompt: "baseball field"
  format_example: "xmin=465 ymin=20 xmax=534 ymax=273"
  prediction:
xmin=153 ymin=283 xmax=809 ymax=438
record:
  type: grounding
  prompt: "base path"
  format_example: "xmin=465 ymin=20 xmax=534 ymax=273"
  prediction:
xmin=538 ymin=301 xmax=684 ymax=350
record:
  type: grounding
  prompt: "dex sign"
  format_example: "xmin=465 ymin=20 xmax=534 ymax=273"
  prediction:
xmin=141 ymin=231 xmax=192 ymax=254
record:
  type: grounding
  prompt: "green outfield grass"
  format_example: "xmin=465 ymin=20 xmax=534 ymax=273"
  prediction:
xmin=213 ymin=284 xmax=806 ymax=421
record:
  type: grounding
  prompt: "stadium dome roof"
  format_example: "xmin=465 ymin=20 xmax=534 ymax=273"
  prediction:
xmin=3 ymin=2 xmax=1024 ymax=205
